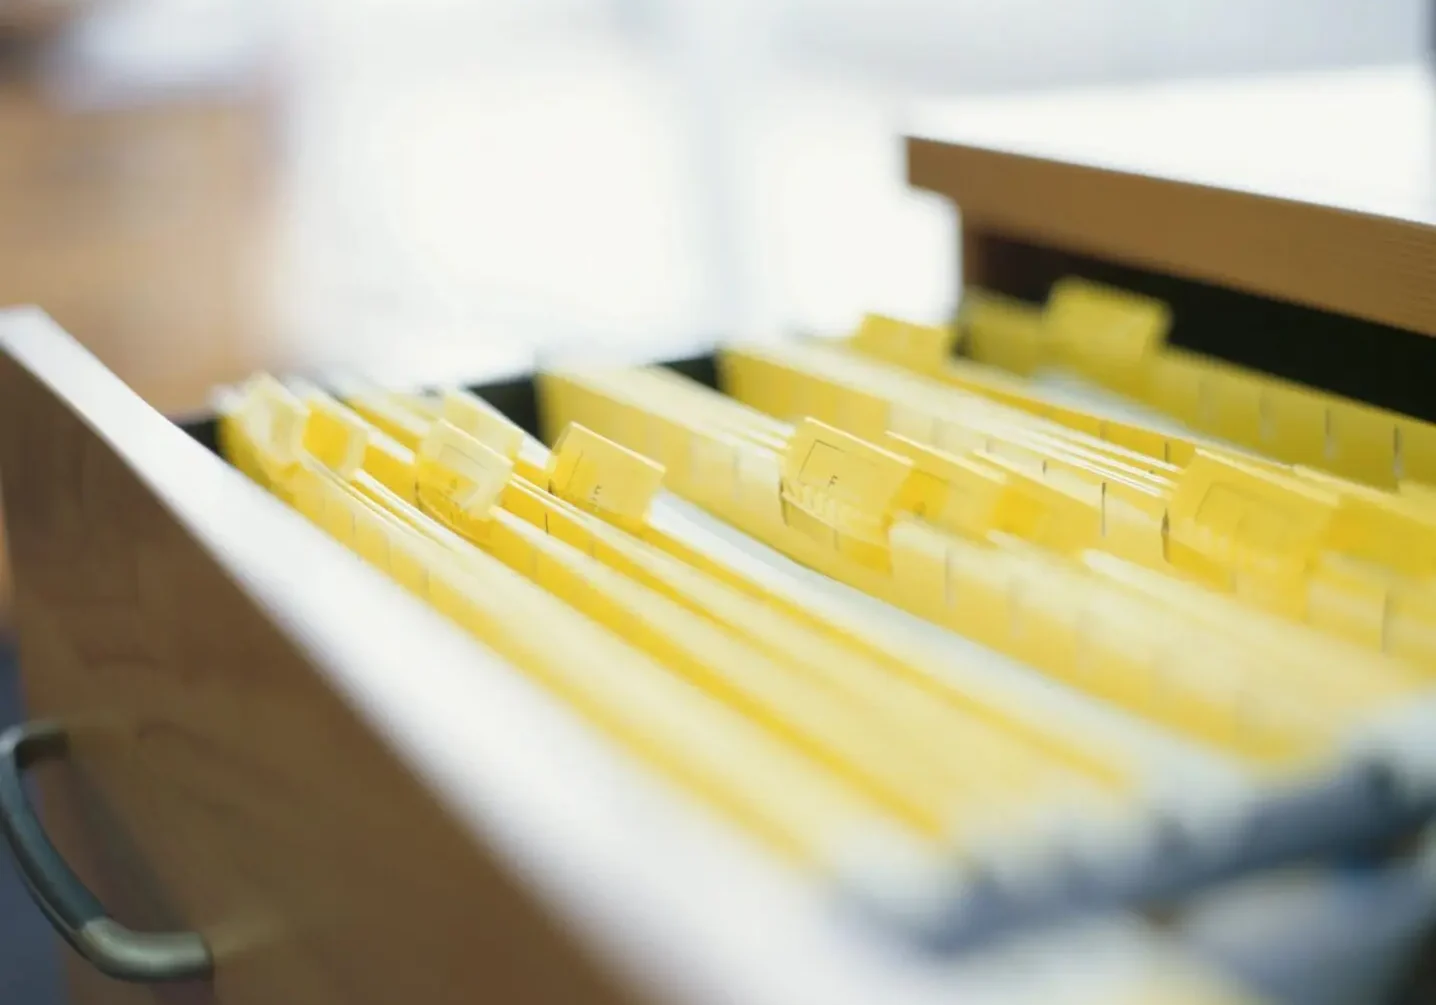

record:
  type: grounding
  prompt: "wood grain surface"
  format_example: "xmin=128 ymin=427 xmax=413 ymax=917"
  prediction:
xmin=0 ymin=67 xmax=276 ymax=632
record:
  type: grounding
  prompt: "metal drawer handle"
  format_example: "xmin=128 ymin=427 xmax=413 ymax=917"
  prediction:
xmin=0 ymin=721 xmax=212 ymax=983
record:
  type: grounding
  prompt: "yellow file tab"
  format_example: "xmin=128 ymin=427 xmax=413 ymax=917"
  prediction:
xmin=546 ymin=423 xmax=667 ymax=534
xmin=297 ymin=388 xmax=371 ymax=479
xmin=1045 ymin=279 xmax=1171 ymax=392
xmin=883 ymin=434 xmax=1020 ymax=539
xmin=779 ymin=419 xmax=935 ymax=567
xmin=1306 ymin=470 xmax=1436 ymax=577
xmin=785 ymin=419 xmax=912 ymax=515
xmin=441 ymin=389 xmax=527 ymax=462
xmin=958 ymin=288 xmax=1046 ymax=376
xmin=231 ymin=375 xmax=309 ymax=498
xmin=415 ymin=421 xmax=514 ymax=537
xmin=249 ymin=376 xmax=307 ymax=463
xmin=290 ymin=383 xmax=421 ymax=504
xmin=1167 ymin=451 xmax=1339 ymax=613
xmin=846 ymin=313 xmax=959 ymax=375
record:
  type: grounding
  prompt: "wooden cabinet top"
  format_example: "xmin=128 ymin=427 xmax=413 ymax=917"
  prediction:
xmin=905 ymin=64 xmax=1436 ymax=338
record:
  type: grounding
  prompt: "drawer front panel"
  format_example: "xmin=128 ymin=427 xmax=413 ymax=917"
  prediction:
xmin=0 ymin=322 xmax=637 ymax=1005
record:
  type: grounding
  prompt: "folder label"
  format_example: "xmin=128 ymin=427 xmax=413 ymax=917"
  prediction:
xmin=783 ymin=419 xmax=916 ymax=520
xmin=847 ymin=313 xmax=958 ymax=375
xmin=958 ymin=290 xmax=1045 ymax=376
xmin=416 ymin=421 xmax=513 ymax=535
xmin=1045 ymin=279 xmax=1170 ymax=390
xmin=1168 ymin=453 xmax=1335 ymax=573
xmin=547 ymin=423 xmax=666 ymax=533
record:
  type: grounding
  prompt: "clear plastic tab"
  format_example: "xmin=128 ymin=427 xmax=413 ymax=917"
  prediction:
xmin=546 ymin=423 xmax=667 ymax=534
xmin=415 ymin=421 xmax=514 ymax=537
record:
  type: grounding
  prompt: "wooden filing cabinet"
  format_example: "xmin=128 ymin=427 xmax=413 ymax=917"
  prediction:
xmin=8 ymin=63 xmax=1436 ymax=1004
xmin=905 ymin=65 xmax=1436 ymax=420
xmin=4 ymin=308 xmax=1069 ymax=1005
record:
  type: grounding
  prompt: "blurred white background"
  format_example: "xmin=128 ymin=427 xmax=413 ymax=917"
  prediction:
xmin=35 ymin=0 xmax=1436 ymax=374
xmin=773 ymin=0 xmax=1428 ymax=91
xmin=277 ymin=0 xmax=1429 ymax=364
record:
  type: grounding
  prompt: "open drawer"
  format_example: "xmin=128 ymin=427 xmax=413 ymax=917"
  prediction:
xmin=0 ymin=308 xmax=1267 ymax=1004
xmin=906 ymin=65 xmax=1436 ymax=445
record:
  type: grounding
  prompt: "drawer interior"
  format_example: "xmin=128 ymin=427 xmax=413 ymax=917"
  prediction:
xmin=141 ymin=339 xmax=1278 ymax=1005
xmin=16 ymin=294 xmax=1436 ymax=1003
xmin=962 ymin=229 xmax=1436 ymax=423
